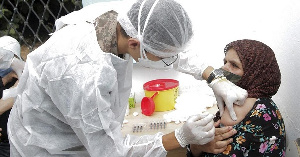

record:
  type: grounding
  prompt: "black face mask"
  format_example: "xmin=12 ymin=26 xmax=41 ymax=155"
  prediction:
xmin=218 ymin=68 xmax=242 ymax=84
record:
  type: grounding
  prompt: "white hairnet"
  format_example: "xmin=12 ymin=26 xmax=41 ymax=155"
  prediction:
xmin=117 ymin=0 xmax=193 ymax=58
xmin=0 ymin=36 xmax=21 ymax=59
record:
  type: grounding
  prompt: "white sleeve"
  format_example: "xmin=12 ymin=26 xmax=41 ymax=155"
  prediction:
xmin=173 ymin=52 xmax=208 ymax=80
xmin=123 ymin=133 xmax=167 ymax=157
xmin=45 ymin=64 xmax=167 ymax=156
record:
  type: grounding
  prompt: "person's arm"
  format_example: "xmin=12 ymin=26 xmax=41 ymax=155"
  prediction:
xmin=1 ymin=71 xmax=17 ymax=86
xmin=0 ymin=97 xmax=15 ymax=115
xmin=188 ymin=121 xmax=237 ymax=156
xmin=203 ymin=66 xmax=249 ymax=121
xmin=162 ymin=132 xmax=181 ymax=150
xmin=201 ymin=66 xmax=214 ymax=81
xmin=0 ymin=71 xmax=18 ymax=115
xmin=162 ymin=113 xmax=215 ymax=151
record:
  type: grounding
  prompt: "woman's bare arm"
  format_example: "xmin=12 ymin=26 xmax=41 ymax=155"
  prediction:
xmin=0 ymin=97 xmax=15 ymax=115
xmin=0 ymin=72 xmax=18 ymax=115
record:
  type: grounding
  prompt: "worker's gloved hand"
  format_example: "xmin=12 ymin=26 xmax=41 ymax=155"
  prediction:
xmin=173 ymin=53 xmax=208 ymax=80
xmin=209 ymin=77 xmax=248 ymax=121
xmin=175 ymin=113 xmax=215 ymax=147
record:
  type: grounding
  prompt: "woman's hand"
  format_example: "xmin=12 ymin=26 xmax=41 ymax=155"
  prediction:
xmin=190 ymin=121 xmax=236 ymax=156
xmin=1 ymin=71 xmax=19 ymax=100
xmin=2 ymin=71 xmax=17 ymax=86
xmin=0 ymin=128 xmax=2 ymax=137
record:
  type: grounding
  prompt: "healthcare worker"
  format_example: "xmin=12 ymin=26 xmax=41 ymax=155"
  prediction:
xmin=6 ymin=0 xmax=246 ymax=156
xmin=0 ymin=36 xmax=25 ymax=101
xmin=0 ymin=36 xmax=22 ymax=157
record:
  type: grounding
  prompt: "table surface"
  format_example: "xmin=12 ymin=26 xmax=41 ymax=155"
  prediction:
xmin=121 ymin=102 xmax=218 ymax=157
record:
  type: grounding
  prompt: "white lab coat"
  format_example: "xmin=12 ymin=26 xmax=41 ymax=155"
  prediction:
xmin=8 ymin=11 xmax=167 ymax=157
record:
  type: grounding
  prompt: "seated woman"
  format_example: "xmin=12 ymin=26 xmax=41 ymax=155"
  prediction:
xmin=190 ymin=39 xmax=286 ymax=156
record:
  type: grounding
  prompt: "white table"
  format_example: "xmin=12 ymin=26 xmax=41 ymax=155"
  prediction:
xmin=121 ymin=102 xmax=218 ymax=156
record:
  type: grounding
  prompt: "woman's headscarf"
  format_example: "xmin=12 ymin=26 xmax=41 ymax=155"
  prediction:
xmin=224 ymin=39 xmax=281 ymax=98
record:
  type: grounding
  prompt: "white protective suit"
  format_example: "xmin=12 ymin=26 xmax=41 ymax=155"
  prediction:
xmin=7 ymin=0 xmax=246 ymax=156
xmin=8 ymin=2 xmax=167 ymax=157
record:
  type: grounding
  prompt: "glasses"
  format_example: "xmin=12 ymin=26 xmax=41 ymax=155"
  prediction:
xmin=162 ymin=54 xmax=178 ymax=66
xmin=143 ymin=49 xmax=178 ymax=67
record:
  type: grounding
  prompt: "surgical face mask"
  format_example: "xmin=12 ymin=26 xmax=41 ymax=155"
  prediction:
xmin=219 ymin=68 xmax=242 ymax=84
xmin=137 ymin=49 xmax=178 ymax=70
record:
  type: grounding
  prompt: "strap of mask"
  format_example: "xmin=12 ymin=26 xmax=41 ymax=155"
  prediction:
xmin=138 ymin=0 xmax=160 ymax=60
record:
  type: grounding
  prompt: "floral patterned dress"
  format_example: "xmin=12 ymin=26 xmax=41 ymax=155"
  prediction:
xmin=201 ymin=98 xmax=286 ymax=157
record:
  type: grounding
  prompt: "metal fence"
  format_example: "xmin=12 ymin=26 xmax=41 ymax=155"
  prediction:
xmin=0 ymin=0 xmax=83 ymax=54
